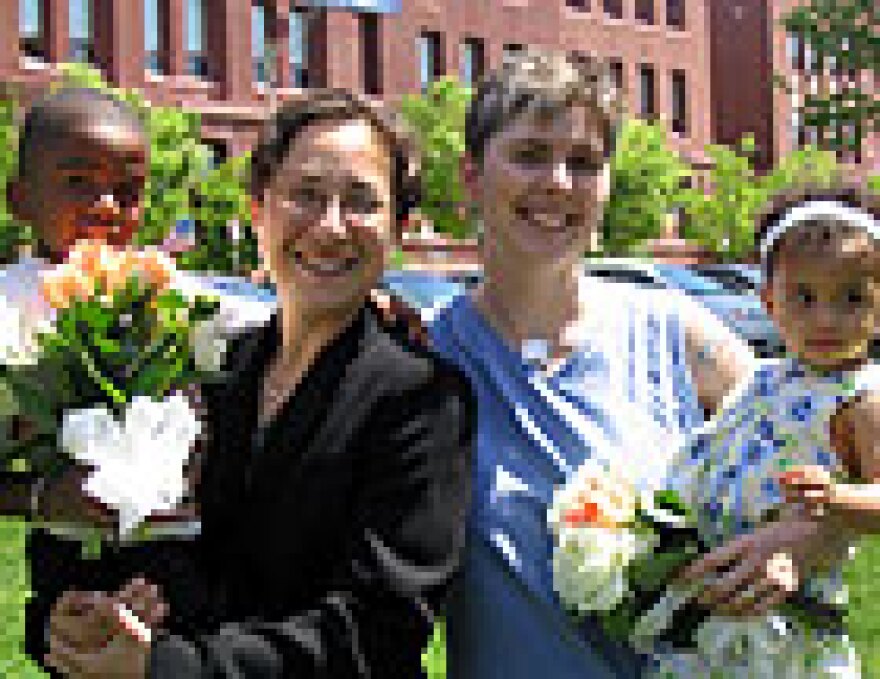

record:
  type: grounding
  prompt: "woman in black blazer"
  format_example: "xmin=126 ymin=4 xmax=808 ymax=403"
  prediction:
xmin=43 ymin=90 xmax=475 ymax=679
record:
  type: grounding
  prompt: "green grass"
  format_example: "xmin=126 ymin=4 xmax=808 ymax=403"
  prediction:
xmin=2 ymin=519 xmax=877 ymax=678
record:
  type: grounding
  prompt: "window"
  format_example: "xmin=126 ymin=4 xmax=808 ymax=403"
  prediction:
xmin=836 ymin=123 xmax=863 ymax=164
xmin=69 ymin=0 xmax=94 ymax=63
xmin=289 ymin=8 xmax=310 ymax=88
xmin=145 ymin=0 xmax=168 ymax=73
xmin=20 ymin=0 xmax=46 ymax=60
xmin=789 ymin=111 xmax=799 ymax=147
xmin=786 ymin=32 xmax=803 ymax=71
xmin=635 ymin=0 xmax=655 ymax=24
xmin=252 ymin=1 xmax=268 ymax=85
xmin=566 ymin=0 xmax=590 ymax=11
xmin=502 ymin=42 xmax=525 ymax=65
xmin=803 ymin=41 xmax=818 ymax=73
xmin=460 ymin=38 xmax=484 ymax=89
xmin=205 ymin=141 xmax=229 ymax=170
xmin=360 ymin=13 xmax=382 ymax=95
xmin=418 ymin=32 xmax=443 ymax=93
xmin=608 ymin=58 xmax=624 ymax=93
xmin=666 ymin=0 xmax=685 ymax=29
xmin=603 ymin=0 xmax=623 ymax=19
xmin=186 ymin=0 xmax=208 ymax=77
xmin=638 ymin=64 xmax=656 ymax=118
xmin=588 ymin=267 xmax=665 ymax=289
xmin=841 ymin=39 xmax=857 ymax=80
xmin=569 ymin=50 xmax=592 ymax=68
xmin=671 ymin=69 xmax=687 ymax=135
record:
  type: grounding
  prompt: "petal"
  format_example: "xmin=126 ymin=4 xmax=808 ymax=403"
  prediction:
xmin=61 ymin=406 xmax=122 ymax=466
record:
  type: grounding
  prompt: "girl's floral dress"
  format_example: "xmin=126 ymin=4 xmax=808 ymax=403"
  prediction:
xmin=653 ymin=357 xmax=879 ymax=678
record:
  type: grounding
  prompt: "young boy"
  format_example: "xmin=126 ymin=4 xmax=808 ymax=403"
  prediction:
xmin=1 ymin=87 xmax=150 ymax=522
xmin=0 ymin=87 xmax=271 ymax=675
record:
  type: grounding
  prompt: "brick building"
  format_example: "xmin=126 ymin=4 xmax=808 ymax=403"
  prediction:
xmin=0 ymin=0 xmax=875 ymax=175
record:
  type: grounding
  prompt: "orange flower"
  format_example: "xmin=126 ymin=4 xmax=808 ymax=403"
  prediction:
xmin=563 ymin=501 xmax=601 ymax=527
xmin=67 ymin=240 xmax=113 ymax=279
xmin=40 ymin=240 xmax=178 ymax=308
xmin=131 ymin=249 xmax=175 ymax=292
xmin=40 ymin=265 xmax=96 ymax=309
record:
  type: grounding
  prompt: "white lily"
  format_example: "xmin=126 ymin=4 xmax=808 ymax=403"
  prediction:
xmin=60 ymin=394 xmax=200 ymax=539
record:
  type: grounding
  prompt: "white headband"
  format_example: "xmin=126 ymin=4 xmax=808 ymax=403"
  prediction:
xmin=759 ymin=200 xmax=879 ymax=266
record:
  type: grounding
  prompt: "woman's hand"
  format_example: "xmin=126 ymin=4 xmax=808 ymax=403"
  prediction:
xmin=677 ymin=518 xmax=837 ymax=617
xmin=45 ymin=578 xmax=165 ymax=678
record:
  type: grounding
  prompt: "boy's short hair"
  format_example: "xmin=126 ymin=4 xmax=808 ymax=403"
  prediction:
xmin=756 ymin=183 xmax=880 ymax=281
xmin=16 ymin=87 xmax=146 ymax=180
xmin=465 ymin=48 xmax=623 ymax=165
xmin=249 ymin=89 xmax=420 ymax=234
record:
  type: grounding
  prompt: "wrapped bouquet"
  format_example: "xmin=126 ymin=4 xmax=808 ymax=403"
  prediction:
xmin=0 ymin=240 xmax=219 ymax=551
xmin=548 ymin=458 xmax=707 ymax=652
xmin=548 ymin=457 xmax=843 ymax=658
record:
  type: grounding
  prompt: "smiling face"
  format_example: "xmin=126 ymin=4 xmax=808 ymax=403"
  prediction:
xmin=763 ymin=222 xmax=880 ymax=370
xmin=9 ymin=117 xmax=147 ymax=259
xmin=469 ymin=102 xmax=611 ymax=264
xmin=254 ymin=118 xmax=395 ymax=313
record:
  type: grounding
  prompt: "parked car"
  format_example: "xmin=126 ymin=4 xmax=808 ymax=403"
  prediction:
xmin=585 ymin=260 xmax=785 ymax=356
xmin=380 ymin=269 xmax=479 ymax=320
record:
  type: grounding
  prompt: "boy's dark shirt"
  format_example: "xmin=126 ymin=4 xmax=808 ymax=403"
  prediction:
xmin=26 ymin=302 xmax=475 ymax=678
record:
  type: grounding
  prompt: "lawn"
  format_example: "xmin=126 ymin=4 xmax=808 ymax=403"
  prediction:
xmin=1 ymin=518 xmax=877 ymax=677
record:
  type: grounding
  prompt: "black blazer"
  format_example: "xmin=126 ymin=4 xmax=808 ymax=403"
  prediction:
xmin=143 ymin=303 xmax=475 ymax=678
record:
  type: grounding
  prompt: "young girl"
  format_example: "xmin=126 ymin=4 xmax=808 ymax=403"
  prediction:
xmin=656 ymin=185 xmax=879 ymax=678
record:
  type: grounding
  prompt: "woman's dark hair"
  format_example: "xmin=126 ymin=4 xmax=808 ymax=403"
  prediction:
xmin=465 ymin=48 xmax=623 ymax=165
xmin=249 ymin=89 xmax=421 ymax=233
xmin=756 ymin=183 xmax=879 ymax=281
xmin=16 ymin=87 xmax=146 ymax=180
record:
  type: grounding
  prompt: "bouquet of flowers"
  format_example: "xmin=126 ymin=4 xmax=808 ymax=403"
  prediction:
xmin=0 ymin=240 xmax=220 ymax=550
xmin=548 ymin=458 xmax=844 ymax=656
xmin=548 ymin=458 xmax=707 ymax=652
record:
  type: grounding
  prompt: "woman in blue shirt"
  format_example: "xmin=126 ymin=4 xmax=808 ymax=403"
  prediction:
xmin=429 ymin=48 xmax=848 ymax=678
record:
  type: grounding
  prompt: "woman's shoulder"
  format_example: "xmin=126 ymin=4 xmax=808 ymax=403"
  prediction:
xmin=371 ymin=306 xmax=475 ymax=405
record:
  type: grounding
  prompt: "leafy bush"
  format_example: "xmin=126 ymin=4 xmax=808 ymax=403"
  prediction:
xmin=601 ymin=119 xmax=691 ymax=255
xmin=0 ymin=95 xmax=30 ymax=264
xmin=399 ymin=77 xmax=472 ymax=238
xmin=680 ymin=137 xmax=843 ymax=261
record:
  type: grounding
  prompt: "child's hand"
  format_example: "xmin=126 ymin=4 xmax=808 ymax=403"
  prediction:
xmin=776 ymin=465 xmax=836 ymax=518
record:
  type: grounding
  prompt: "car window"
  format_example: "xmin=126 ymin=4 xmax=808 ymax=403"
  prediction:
xmin=587 ymin=268 xmax=665 ymax=288
xmin=655 ymin=266 xmax=727 ymax=294
xmin=692 ymin=268 xmax=757 ymax=293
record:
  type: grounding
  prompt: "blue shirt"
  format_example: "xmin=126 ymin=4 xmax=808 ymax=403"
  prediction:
xmin=429 ymin=277 xmax=706 ymax=678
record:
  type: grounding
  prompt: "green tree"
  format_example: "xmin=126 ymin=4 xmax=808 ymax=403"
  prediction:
xmin=868 ymin=174 xmax=880 ymax=195
xmin=0 ymin=94 xmax=29 ymax=264
xmin=399 ymin=77 xmax=472 ymax=238
xmin=681 ymin=136 xmax=842 ymax=261
xmin=178 ymin=152 xmax=260 ymax=275
xmin=601 ymin=119 xmax=690 ymax=255
xmin=780 ymin=0 xmax=878 ymax=152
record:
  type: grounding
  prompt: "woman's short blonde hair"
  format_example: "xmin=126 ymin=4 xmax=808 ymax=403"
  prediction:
xmin=465 ymin=48 xmax=623 ymax=164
